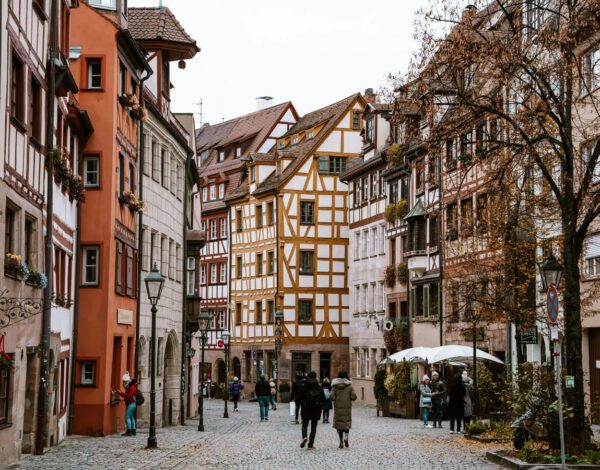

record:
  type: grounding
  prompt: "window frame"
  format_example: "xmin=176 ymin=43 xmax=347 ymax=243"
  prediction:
xmin=83 ymin=154 xmax=100 ymax=188
xmin=298 ymin=300 xmax=313 ymax=324
xmin=10 ymin=51 xmax=26 ymax=126
xmin=298 ymin=250 xmax=314 ymax=275
xmin=79 ymin=360 xmax=96 ymax=386
xmin=300 ymin=201 xmax=315 ymax=225
xmin=86 ymin=57 xmax=103 ymax=90
xmin=81 ymin=245 xmax=100 ymax=286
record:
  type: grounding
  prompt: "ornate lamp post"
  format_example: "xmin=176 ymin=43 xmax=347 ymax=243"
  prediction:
xmin=539 ymin=253 xmax=566 ymax=470
xmin=274 ymin=311 xmax=284 ymax=402
xmin=197 ymin=308 xmax=214 ymax=432
xmin=144 ymin=263 xmax=165 ymax=449
xmin=222 ymin=330 xmax=231 ymax=418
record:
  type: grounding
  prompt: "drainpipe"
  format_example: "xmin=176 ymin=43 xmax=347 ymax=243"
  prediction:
xmin=134 ymin=69 xmax=152 ymax=382
xmin=35 ymin=0 xmax=58 ymax=455
xmin=437 ymin=154 xmax=444 ymax=348
xmin=180 ymin=150 xmax=195 ymax=425
xmin=274 ymin=189 xmax=280 ymax=375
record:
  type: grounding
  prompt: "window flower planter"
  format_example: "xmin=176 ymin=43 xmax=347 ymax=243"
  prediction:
xmin=4 ymin=254 xmax=29 ymax=281
xmin=26 ymin=268 xmax=48 ymax=289
xmin=385 ymin=265 xmax=397 ymax=288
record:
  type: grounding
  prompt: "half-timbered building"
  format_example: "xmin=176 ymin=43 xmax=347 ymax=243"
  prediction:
xmin=341 ymin=95 xmax=390 ymax=405
xmin=194 ymin=102 xmax=298 ymax=386
xmin=128 ymin=5 xmax=199 ymax=428
xmin=228 ymin=93 xmax=366 ymax=389
xmin=70 ymin=0 xmax=152 ymax=436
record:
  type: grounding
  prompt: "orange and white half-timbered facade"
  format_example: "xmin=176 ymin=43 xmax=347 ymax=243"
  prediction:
xmin=228 ymin=94 xmax=366 ymax=388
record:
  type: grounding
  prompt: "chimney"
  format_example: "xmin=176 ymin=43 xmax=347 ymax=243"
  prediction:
xmin=462 ymin=4 xmax=477 ymax=22
xmin=364 ymin=88 xmax=377 ymax=104
xmin=256 ymin=96 xmax=274 ymax=111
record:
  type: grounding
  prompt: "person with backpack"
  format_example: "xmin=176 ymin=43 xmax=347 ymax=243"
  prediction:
xmin=300 ymin=371 xmax=324 ymax=450
xmin=112 ymin=372 xmax=138 ymax=436
xmin=229 ymin=377 xmax=244 ymax=412
xmin=269 ymin=378 xmax=277 ymax=411
xmin=321 ymin=378 xmax=332 ymax=424
xmin=254 ymin=375 xmax=271 ymax=421
xmin=291 ymin=373 xmax=306 ymax=424
xmin=331 ymin=370 xmax=357 ymax=449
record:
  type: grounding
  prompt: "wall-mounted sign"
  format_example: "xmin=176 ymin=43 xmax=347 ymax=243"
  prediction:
xmin=520 ymin=326 xmax=538 ymax=345
xmin=566 ymin=376 xmax=574 ymax=388
xmin=117 ymin=309 xmax=133 ymax=325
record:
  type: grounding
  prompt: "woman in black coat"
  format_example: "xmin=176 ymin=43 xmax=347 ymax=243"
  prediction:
xmin=447 ymin=372 xmax=466 ymax=434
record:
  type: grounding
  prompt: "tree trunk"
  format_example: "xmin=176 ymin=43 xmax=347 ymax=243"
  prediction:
xmin=562 ymin=220 xmax=591 ymax=454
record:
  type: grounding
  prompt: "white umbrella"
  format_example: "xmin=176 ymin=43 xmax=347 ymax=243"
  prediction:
xmin=429 ymin=345 xmax=503 ymax=364
xmin=386 ymin=347 xmax=433 ymax=364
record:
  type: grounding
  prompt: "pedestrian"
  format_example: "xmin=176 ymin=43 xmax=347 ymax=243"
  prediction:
xmin=430 ymin=370 xmax=446 ymax=428
xmin=269 ymin=378 xmax=277 ymax=410
xmin=321 ymin=378 xmax=332 ymax=424
xmin=229 ymin=377 xmax=244 ymax=411
xmin=331 ymin=370 xmax=357 ymax=449
xmin=255 ymin=375 xmax=271 ymax=421
xmin=462 ymin=371 xmax=474 ymax=428
xmin=291 ymin=372 xmax=306 ymax=424
xmin=112 ymin=372 xmax=138 ymax=436
xmin=419 ymin=374 xmax=433 ymax=428
xmin=300 ymin=371 xmax=324 ymax=450
xmin=448 ymin=372 xmax=466 ymax=434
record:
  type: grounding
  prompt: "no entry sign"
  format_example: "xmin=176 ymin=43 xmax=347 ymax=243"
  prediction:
xmin=546 ymin=285 xmax=559 ymax=323
xmin=217 ymin=340 xmax=224 ymax=348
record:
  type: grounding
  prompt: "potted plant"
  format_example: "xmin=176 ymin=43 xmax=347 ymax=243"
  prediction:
xmin=374 ymin=369 xmax=390 ymax=417
xmin=396 ymin=262 xmax=408 ymax=285
xmin=120 ymin=191 xmax=146 ymax=213
xmin=387 ymin=143 xmax=404 ymax=167
xmin=130 ymin=105 xmax=148 ymax=122
xmin=385 ymin=265 xmax=396 ymax=288
xmin=26 ymin=267 xmax=48 ymax=289
xmin=68 ymin=175 xmax=86 ymax=202
xmin=278 ymin=382 xmax=291 ymax=403
xmin=384 ymin=362 xmax=412 ymax=417
xmin=119 ymin=93 xmax=139 ymax=108
xmin=4 ymin=253 xmax=29 ymax=281
xmin=385 ymin=204 xmax=397 ymax=224
xmin=395 ymin=199 xmax=409 ymax=220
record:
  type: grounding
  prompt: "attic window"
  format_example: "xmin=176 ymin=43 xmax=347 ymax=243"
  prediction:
xmin=278 ymin=141 xmax=285 ymax=149
xmin=307 ymin=130 xmax=313 ymax=140
xmin=352 ymin=111 xmax=361 ymax=130
xmin=250 ymin=166 xmax=256 ymax=183
xmin=292 ymin=136 xmax=298 ymax=145
xmin=218 ymin=150 xmax=225 ymax=163
xmin=236 ymin=146 xmax=242 ymax=158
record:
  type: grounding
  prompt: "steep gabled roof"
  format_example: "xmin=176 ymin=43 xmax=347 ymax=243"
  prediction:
xmin=252 ymin=93 xmax=364 ymax=196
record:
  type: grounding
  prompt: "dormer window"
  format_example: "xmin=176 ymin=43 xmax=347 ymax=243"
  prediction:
xmin=292 ymin=136 xmax=298 ymax=145
xmin=278 ymin=141 xmax=285 ymax=149
xmin=161 ymin=58 xmax=170 ymax=98
xmin=307 ymin=130 xmax=313 ymax=140
xmin=236 ymin=146 xmax=242 ymax=158
xmin=365 ymin=118 xmax=374 ymax=143
xmin=218 ymin=150 xmax=225 ymax=163
xmin=250 ymin=166 xmax=256 ymax=183
xmin=352 ymin=111 xmax=361 ymax=130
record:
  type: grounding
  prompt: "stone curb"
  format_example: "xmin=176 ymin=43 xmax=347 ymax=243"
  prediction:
xmin=486 ymin=450 xmax=600 ymax=469
xmin=464 ymin=434 xmax=511 ymax=443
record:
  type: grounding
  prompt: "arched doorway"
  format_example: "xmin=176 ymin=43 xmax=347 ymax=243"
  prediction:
xmin=232 ymin=357 xmax=241 ymax=380
xmin=162 ymin=332 xmax=179 ymax=427
xmin=217 ymin=359 xmax=226 ymax=384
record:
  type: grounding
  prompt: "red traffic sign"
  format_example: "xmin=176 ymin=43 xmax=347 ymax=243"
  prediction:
xmin=546 ymin=285 xmax=559 ymax=323
xmin=217 ymin=340 xmax=224 ymax=348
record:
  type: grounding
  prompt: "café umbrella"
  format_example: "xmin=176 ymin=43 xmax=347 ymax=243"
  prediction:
xmin=429 ymin=345 xmax=504 ymax=365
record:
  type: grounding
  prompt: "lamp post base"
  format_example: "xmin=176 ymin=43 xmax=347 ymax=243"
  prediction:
xmin=197 ymin=423 xmax=204 ymax=432
xmin=224 ymin=411 xmax=229 ymax=418
xmin=147 ymin=436 xmax=157 ymax=449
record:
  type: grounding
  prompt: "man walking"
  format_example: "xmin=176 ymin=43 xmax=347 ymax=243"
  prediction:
xmin=229 ymin=377 xmax=244 ymax=412
xmin=292 ymin=373 xmax=305 ymax=424
xmin=430 ymin=371 xmax=446 ymax=428
xmin=300 ymin=371 xmax=324 ymax=450
xmin=255 ymin=375 xmax=271 ymax=421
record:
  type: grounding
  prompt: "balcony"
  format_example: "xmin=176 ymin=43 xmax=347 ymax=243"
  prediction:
xmin=407 ymin=253 xmax=428 ymax=273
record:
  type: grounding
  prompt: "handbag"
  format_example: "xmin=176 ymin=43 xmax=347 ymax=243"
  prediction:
xmin=422 ymin=396 xmax=432 ymax=405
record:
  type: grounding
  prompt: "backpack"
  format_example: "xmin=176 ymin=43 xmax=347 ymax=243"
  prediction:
xmin=323 ymin=388 xmax=331 ymax=400
xmin=305 ymin=384 xmax=322 ymax=407
xmin=135 ymin=389 xmax=145 ymax=406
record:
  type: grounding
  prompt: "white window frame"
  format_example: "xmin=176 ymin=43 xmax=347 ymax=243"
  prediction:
xmin=354 ymin=232 xmax=360 ymax=260
xmin=82 ymin=246 xmax=99 ymax=285
xmin=200 ymin=264 xmax=206 ymax=285
xmin=186 ymin=256 xmax=195 ymax=296
xmin=210 ymin=264 xmax=217 ymax=284
xmin=209 ymin=185 xmax=216 ymax=201
xmin=218 ymin=183 xmax=225 ymax=199
xmin=219 ymin=262 xmax=226 ymax=283
xmin=220 ymin=218 xmax=227 ymax=238
xmin=83 ymin=156 xmax=100 ymax=187
xmin=210 ymin=219 xmax=217 ymax=240
xmin=87 ymin=59 xmax=102 ymax=89
xmin=81 ymin=361 xmax=95 ymax=385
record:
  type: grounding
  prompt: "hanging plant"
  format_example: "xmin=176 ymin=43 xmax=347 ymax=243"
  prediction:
xmin=385 ymin=204 xmax=397 ymax=224
xmin=395 ymin=199 xmax=409 ymax=219
xmin=396 ymin=262 xmax=409 ymax=284
xmin=68 ymin=175 xmax=86 ymax=202
xmin=27 ymin=267 xmax=48 ymax=289
xmin=119 ymin=93 xmax=139 ymax=108
xmin=385 ymin=265 xmax=397 ymax=288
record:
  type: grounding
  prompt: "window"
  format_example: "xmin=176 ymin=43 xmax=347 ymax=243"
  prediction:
xmin=429 ymin=283 xmax=440 ymax=318
xmin=10 ymin=52 xmax=25 ymax=124
xmin=256 ymin=253 xmax=263 ymax=276
xmin=307 ymin=130 xmax=313 ymax=140
xmin=4 ymin=205 xmax=16 ymax=255
xmin=220 ymin=218 xmax=227 ymax=238
xmin=370 ymin=228 xmax=377 ymax=255
xmin=218 ymin=150 xmax=225 ymax=163
xmin=352 ymin=111 xmax=361 ymax=130
xmin=236 ymin=256 xmax=242 ymax=278
xmin=354 ymin=232 xmax=360 ymax=260
xmin=292 ymin=136 xmax=298 ymax=145
xmin=355 ymin=349 xmax=361 ymax=377
xmin=362 ymin=229 xmax=368 ymax=258
xmin=475 ymin=123 xmax=486 ymax=156
xmin=200 ymin=264 xmax=206 ymax=285
xmin=236 ymin=209 xmax=243 ymax=232
xmin=365 ymin=118 xmax=374 ymax=143
xmin=354 ymin=286 xmax=360 ymax=313
xmin=255 ymin=301 xmax=263 ymax=324
xmin=210 ymin=219 xmax=217 ymax=240
xmin=87 ymin=58 xmax=102 ymax=89
xmin=152 ymin=142 xmax=160 ymax=182
xmin=119 ymin=61 xmax=127 ymax=96
xmin=118 ymin=154 xmax=125 ymax=196
xmin=125 ymin=246 xmax=134 ymax=296
xmin=586 ymin=256 xmax=600 ymax=277
xmin=362 ymin=177 xmax=369 ymax=201
xmin=298 ymin=300 xmax=313 ymax=324
xmin=235 ymin=303 xmax=242 ymax=326
xmin=202 ymin=187 xmax=207 ymax=202
xmin=219 ymin=262 xmax=226 ymax=283
xmin=250 ymin=166 xmax=256 ymax=183
xmin=461 ymin=198 xmax=473 ymax=236
xmin=218 ymin=183 xmax=225 ymax=199
xmin=267 ymin=202 xmax=274 ymax=225
xmin=161 ymin=148 xmax=169 ymax=188
xmin=256 ymin=205 xmax=263 ymax=228
xmin=446 ymin=138 xmax=457 ymax=171
xmin=429 ymin=216 xmax=439 ymax=249
xmin=300 ymin=201 xmax=314 ymax=224
xmin=428 ymin=155 xmax=439 ymax=185
xmin=170 ymin=156 xmax=177 ymax=194
xmin=353 ymin=181 xmax=361 ymax=206
xmin=186 ymin=257 xmax=195 ymax=296
xmin=30 ymin=76 xmax=42 ymax=142
xmin=267 ymin=300 xmax=275 ymax=323
xmin=446 ymin=202 xmax=458 ymax=238
xmin=389 ymin=182 xmax=398 ymax=204
xmin=299 ymin=251 xmax=314 ymax=275
xmin=24 ymin=217 xmax=34 ymax=266
xmin=82 ymin=246 xmax=99 ymax=285
xmin=317 ymin=156 xmax=346 ymax=174
xmin=129 ymin=162 xmax=136 ymax=193
xmin=268 ymin=251 xmax=275 ymax=274
xmin=210 ymin=263 xmax=217 ymax=284
xmin=83 ymin=155 xmax=100 ymax=187
xmin=89 ymin=0 xmax=116 ymax=9
xmin=80 ymin=361 xmax=95 ymax=385
xmin=582 ymin=48 xmax=600 ymax=94
xmin=476 ymin=193 xmax=488 ymax=232
xmin=115 ymin=241 xmax=123 ymax=293
xmin=379 ymin=224 xmax=386 ymax=255
xmin=236 ymin=146 xmax=242 ymax=158
xmin=218 ymin=309 xmax=226 ymax=329
xmin=415 ymin=159 xmax=425 ymax=193
xmin=162 ymin=58 xmax=170 ymax=97
xmin=460 ymin=132 xmax=471 ymax=164
xmin=209 ymin=185 xmax=216 ymax=201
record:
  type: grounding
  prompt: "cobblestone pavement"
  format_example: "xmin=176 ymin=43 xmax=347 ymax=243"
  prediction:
xmin=17 ymin=400 xmax=501 ymax=470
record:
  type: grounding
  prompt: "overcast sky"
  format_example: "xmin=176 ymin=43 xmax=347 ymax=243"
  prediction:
xmin=128 ymin=0 xmax=429 ymax=125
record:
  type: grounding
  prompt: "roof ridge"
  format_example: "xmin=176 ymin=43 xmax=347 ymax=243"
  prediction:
xmin=299 ymin=92 xmax=361 ymax=121
xmin=195 ymin=101 xmax=292 ymax=134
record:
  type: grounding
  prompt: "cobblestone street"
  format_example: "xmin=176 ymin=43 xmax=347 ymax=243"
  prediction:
xmin=16 ymin=400 xmax=501 ymax=470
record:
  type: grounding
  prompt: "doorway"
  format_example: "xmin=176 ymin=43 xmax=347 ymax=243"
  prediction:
xmin=292 ymin=352 xmax=311 ymax=379
xmin=217 ymin=360 xmax=226 ymax=384
xmin=319 ymin=353 xmax=331 ymax=381
xmin=232 ymin=357 xmax=241 ymax=380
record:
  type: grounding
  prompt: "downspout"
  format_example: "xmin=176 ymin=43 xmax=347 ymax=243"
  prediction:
xmin=134 ymin=69 xmax=152 ymax=381
xmin=437 ymin=152 xmax=444 ymax=348
xmin=180 ymin=151 xmax=194 ymax=425
xmin=227 ymin=198 xmax=233 ymax=377
xmin=274 ymin=189 xmax=280 ymax=379
xmin=35 ymin=0 xmax=58 ymax=454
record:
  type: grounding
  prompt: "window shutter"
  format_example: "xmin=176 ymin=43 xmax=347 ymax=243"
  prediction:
xmin=318 ymin=156 xmax=329 ymax=173
xmin=585 ymin=234 xmax=600 ymax=258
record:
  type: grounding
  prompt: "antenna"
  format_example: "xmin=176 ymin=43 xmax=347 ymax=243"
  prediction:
xmin=193 ymin=99 xmax=203 ymax=126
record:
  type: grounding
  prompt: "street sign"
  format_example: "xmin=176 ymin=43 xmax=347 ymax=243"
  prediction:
xmin=546 ymin=285 xmax=559 ymax=322
xmin=217 ymin=340 xmax=223 ymax=348
xmin=551 ymin=323 xmax=560 ymax=342
xmin=520 ymin=326 xmax=538 ymax=345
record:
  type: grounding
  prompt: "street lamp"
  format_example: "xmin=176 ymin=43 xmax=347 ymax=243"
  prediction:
xmin=538 ymin=253 xmax=566 ymax=470
xmin=222 ymin=330 xmax=231 ymax=418
xmin=197 ymin=308 xmax=214 ymax=432
xmin=144 ymin=263 xmax=165 ymax=449
xmin=274 ymin=311 xmax=284 ymax=403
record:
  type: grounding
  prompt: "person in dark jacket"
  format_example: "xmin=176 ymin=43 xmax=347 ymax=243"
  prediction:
xmin=430 ymin=371 xmax=446 ymax=428
xmin=291 ymin=373 xmax=306 ymax=424
xmin=447 ymin=372 xmax=467 ymax=434
xmin=300 ymin=371 xmax=324 ymax=450
xmin=331 ymin=370 xmax=357 ymax=448
xmin=113 ymin=372 xmax=138 ymax=436
xmin=321 ymin=378 xmax=332 ymax=424
xmin=255 ymin=375 xmax=271 ymax=421
xmin=229 ymin=377 xmax=244 ymax=411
